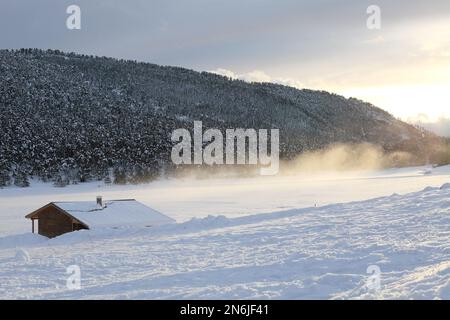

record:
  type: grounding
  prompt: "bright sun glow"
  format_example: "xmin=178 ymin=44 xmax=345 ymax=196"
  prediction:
xmin=306 ymin=17 xmax=450 ymax=123
xmin=341 ymin=83 xmax=450 ymax=122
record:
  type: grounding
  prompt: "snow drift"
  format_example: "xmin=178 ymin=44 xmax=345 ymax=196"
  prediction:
xmin=0 ymin=183 xmax=449 ymax=299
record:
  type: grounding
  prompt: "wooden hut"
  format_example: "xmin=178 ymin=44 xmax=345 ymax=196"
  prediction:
xmin=25 ymin=197 xmax=175 ymax=238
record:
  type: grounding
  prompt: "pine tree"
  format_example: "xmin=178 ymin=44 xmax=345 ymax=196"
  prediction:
xmin=53 ymin=174 xmax=68 ymax=188
xmin=113 ymin=167 xmax=127 ymax=185
xmin=0 ymin=170 xmax=11 ymax=187
xmin=13 ymin=172 xmax=30 ymax=188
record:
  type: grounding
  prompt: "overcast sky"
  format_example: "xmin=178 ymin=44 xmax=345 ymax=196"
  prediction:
xmin=1 ymin=0 xmax=449 ymax=126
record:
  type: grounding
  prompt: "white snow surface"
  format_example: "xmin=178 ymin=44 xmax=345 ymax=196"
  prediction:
xmin=2 ymin=165 xmax=450 ymax=236
xmin=52 ymin=200 xmax=175 ymax=229
xmin=0 ymin=166 xmax=449 ymax=299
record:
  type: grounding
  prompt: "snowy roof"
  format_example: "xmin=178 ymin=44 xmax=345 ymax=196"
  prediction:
xmin=51 ymin=199 xmax=175 ymax=229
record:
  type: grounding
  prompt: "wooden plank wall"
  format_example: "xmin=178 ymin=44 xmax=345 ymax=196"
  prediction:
xmin=37 ymin=206 xmax=78 ymax=238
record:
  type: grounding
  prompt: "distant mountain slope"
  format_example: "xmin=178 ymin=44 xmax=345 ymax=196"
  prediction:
xmin=0 ymin=49 xmax=445 ymax=186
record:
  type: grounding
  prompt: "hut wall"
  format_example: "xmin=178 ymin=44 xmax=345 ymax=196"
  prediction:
xmin=37 ymin=206 xmax=77 ymax=238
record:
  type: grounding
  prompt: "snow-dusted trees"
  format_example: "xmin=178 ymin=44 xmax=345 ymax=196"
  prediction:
xmin=0 ymin=49 xmax=446 ymax=187
xmin=13 ymin=172 xmax=30 ymax=188
xmin=0 ymin=170 xmax=11 ymax=187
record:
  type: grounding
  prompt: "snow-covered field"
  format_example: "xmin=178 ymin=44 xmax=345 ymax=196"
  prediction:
xmin=0 ymin=166 xmax=449 ymax=299
xmin=2 ymin=165 xmax=450 ymax=236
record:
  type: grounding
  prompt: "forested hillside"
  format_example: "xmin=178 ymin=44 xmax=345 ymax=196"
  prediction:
xmin=0 ymin=49 xmax=445 ymax=186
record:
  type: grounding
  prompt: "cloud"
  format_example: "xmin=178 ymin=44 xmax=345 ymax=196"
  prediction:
xmin=408 ymin=114 xmax=450 ymax=137
xmin=362 ymin=35 xmax=385 ymax=45
xmin=1 ymin=0 xmax=449 ymax=120
xmin=209 ymin=68 xmax=303 ymax=89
